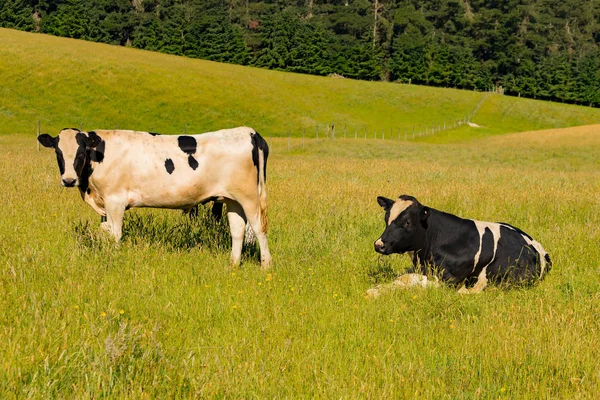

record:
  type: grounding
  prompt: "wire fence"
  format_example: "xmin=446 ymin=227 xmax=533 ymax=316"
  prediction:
xmin=36 ymin=94 xmax=490 ymax=152
xmin=268 ymin=93 xmax=490 ymax=152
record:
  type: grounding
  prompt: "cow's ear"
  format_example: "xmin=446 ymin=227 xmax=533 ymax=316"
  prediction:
xmin=38 ymin=134 xmax=56 ymax=148
xmin=420 ymin=207 xmax=430 ymax=223
xmin=86 ymin=131 xmax=102 ymax=148
xmin=377 ymin=196 xmax=394 ymax=211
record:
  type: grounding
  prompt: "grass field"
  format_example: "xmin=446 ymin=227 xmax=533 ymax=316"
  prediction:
xmin=2 ymin=28 xmax=600 ymax=141
xmin=1 ymin=124 xmax=599 ymax=398
xmin=1 ymin=27 xmax=600 ymax=398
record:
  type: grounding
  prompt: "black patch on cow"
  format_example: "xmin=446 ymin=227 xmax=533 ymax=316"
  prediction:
xmin=498 ymin=222 xmax=534 ymax=241
xmin=178 ymin=136 xmax=197 ymax=155
xmin=87 ymin=131 xmax=105 ymax=163
xmin=148 ymin=132 xmax=160 ymax=136
xmin=250 ymin=131 xmax=269 ymax=183
xmin=55 ymin=140 xmax=66 ymax=175
xmin=86 ymin=188 xmax=91 ymax=195
xmin=73 ymin=133 xmax=89 ymax=176
xmin=188 ymin=155 xmax=199 ymax=170
xmin=78 ymin=162 xmax=94 ymax=194
xmin=165 ymin=158 xmax=175 ymax=174
xmin=101 ymin=215 xmax=107 ymax=223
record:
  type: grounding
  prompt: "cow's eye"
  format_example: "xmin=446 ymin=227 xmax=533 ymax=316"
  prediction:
xmin=403 ymin=221 xmax=411 ymax=229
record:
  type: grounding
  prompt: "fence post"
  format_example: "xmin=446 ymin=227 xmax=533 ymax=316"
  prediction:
xmin=344 ymin=123 xmax=347 ymax=139
xmin=316 ymin=124 xmax=319 ymax=141
xmin=331 ymin=123 xmax=335 ymax=140
xmin=37 ymin=120 xmax=40 ymax=151
xmin=288 ymin=130 xmax=290 ymax=152
xmin=302 ymin=127 xmax=305 ymax=149
xmin=354 ymin=126 xmax=357 ymax=139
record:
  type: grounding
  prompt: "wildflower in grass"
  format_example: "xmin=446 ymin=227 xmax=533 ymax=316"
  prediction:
xmin=412 ymin=295 xmax=417 ymax=300
xmin=119 ymin=309 xmax=124 ymax=315
xmin=290 ymin=287 xmax=295 ymax=292
xmin=258 ymin=282 xmax=262 ymax=286
xmin=232 ymin=305 xmax=239 ymax=310
xmin=100 ymin=312 xmax=106 ymax=317
xmin=265 ymin=273 xmax=273 ymax=282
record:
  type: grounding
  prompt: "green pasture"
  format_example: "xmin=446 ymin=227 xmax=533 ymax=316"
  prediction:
xmin=1 ymin=28 xmax=600 ymax=398
xmin=1 ymin=28 xmax=599 ymax=141
xmin=1 ymin=125 xmax=600 ymax=397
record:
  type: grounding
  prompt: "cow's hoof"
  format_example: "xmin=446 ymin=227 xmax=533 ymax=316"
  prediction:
xmin=260 ymin=261 xmax=272 ymax=271
xmin=100 ymin=221 xmax=111 ymax=232
xmin=366 ymin=287 xmax=381 ymax=299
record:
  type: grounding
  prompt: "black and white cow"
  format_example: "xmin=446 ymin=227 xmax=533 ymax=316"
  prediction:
xmin=38 ymin=127 xmax=271 ymax=269
xmin=372 ymin=195 xmax=551 ymax=294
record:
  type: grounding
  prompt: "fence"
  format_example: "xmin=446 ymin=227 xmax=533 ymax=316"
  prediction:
xmin=269 ymin=93 xmax=490 ymax=151
xmin=36 ymin=94 xmax=490 ymax=152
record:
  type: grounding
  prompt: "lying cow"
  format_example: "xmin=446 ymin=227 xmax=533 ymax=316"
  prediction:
xmin=38 ymin=127 xmax=271 ymax=269
xmin=371 ymin=195 xmax=551 ymax=295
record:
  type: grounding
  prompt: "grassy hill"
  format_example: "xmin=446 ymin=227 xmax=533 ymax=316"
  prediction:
xmin=1 ymin=28 xmax=598 ymax=140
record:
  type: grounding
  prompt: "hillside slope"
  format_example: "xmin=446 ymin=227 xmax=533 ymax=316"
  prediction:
xmin=1 ymin=28 xmax=598 ymax=140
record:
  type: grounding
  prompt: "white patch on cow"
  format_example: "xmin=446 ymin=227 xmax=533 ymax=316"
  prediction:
xmin=458 ymin=266 xmax=488 ymax=294
xmin=500 ymin=224 xmax=550 ymax=278
xmin=57 ymin=129 xmax=82 ymax=184
xmin=472 ymin=220 xmax=502 ymax=273
xmin=374 ymin=238 xmax=384 ymax=247
xmin=388 ymin=199 xmax=413 ymax=226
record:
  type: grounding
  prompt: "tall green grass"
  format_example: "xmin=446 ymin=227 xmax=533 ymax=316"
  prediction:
xmin=1 ymin=28 xmax=599 ymax=142
xmin=1 ymin=125 xmax=599 ymax=397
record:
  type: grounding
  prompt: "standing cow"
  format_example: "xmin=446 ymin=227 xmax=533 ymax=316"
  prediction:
xmin=372 ymin=195 xmax=550 ymax=294
xmin=38 ymin=127 xmax=271 ymax=269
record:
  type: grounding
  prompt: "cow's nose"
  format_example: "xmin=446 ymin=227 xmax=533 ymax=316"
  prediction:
xmin=62 ymin=178 xmax=76 ymax=187
xmin=374 ymin=239 xmax=385 ymax=253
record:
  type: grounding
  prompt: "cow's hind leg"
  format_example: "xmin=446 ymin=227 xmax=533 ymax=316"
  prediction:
xmin=240 ymin=203 xmax=271 ymax=270
xmin=225 ymin=200 xmax=246 ymax=267
xmin=457 ymin=267 xmax=488 ymax=294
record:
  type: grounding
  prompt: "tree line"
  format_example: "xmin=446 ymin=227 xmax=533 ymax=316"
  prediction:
xmin=2 ymin=0 xmax=598 ymax=106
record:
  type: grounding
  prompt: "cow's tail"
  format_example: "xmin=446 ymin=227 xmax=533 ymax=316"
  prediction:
xmin=251 ymin=131 xmax=269 ymax=234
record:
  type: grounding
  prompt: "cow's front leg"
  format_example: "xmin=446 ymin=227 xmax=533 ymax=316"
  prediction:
xmin=366 ymin=273 xmax=440 ymax=298
xmin=105 ymin=199 xmax=127 ymax=242
xmin=225 ymin=200 xmax=246 ymax=267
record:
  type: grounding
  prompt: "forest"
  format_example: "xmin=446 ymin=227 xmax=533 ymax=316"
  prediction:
xmin=1 ymin=0 xmax=598 ymax=106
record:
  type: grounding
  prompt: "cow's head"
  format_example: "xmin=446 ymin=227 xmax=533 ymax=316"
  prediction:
xmin=38 ymin=128 xmax=103 ymax=187
xmin=374 ymin=195 xmax=430 ymax=255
